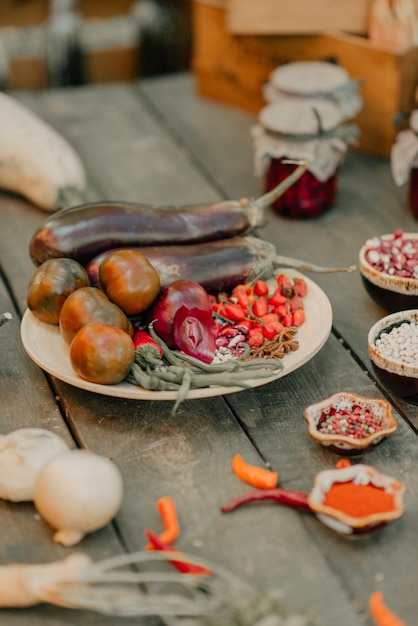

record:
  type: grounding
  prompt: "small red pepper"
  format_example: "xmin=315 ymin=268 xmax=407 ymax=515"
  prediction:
xmin=221 ymin=488 xmax=311 ymax=514
xmin=133 ymin=329 xmax=163 ymax=367
xmin=144 ymin=530 xmax=212 ymax=576
xmin=254 ymin=280 xmax=269 ymax=296
xmin=293 ymin=278 xmax=307 ymax=297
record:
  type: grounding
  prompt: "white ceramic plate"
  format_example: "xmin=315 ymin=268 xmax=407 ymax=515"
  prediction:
xmin=21 ymin=272 xmax=332 ymax=401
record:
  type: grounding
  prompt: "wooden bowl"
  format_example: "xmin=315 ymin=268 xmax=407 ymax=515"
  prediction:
xmin=308 ymin=463 xmax=405 ymax=537
xmin=368 ymin=310 xmax=418 ymax=402
xmin=304 ymin=392 xmax=397 ymax=456
xmin=359 ymin=232 xmax=418 ymax=312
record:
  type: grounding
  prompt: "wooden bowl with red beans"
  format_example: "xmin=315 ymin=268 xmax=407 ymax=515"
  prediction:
xmin=359 ymin=230 xmax=418 ymax=312
xmin=304 ymin=392 xmax=397 ymax=456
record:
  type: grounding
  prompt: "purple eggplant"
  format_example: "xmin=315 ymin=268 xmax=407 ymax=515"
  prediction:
xmin=29 ymin=162 xmax=308 ymax=266
xmin=86 ymin=236 xmax=355 ymax=296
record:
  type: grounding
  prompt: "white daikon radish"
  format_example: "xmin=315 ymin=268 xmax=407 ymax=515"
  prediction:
xmin=0 ymin=428 xmax=70 ymax=502
xmin=0 ymin=553 xmax=93 ymax=608
xmin=0 ymin=550 xmax=313 ymax=623
xmin=33 ymin=449 xmax=124 ymax=546
xmin=0 ymin=91 xmax=87 ymax=211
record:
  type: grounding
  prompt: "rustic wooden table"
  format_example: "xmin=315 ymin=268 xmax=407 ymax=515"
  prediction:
xmin=0 ymin=73 xmax=417 ymax=626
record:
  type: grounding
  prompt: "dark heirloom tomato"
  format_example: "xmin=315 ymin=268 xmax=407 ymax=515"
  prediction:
xmin=70 ymin=322 xmax=135 ymax=385
xmin=99 ymin=249 xmax=160 ymax=315
xmin=59 ymin=286 xmax=131 ymax=344
xmin=27 ymin=258 xmax=90 ymax=324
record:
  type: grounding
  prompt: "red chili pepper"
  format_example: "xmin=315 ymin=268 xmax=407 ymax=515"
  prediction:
xmin=289 ymin=295 xmax=304 ymax=314
xmin=248 ymin=330 xmax=264 ymax=347
xmin=224 ymin=303 xmax=246 ymax=321
xmin=259 ymin=312 xmax=280 ymax=327
xmin=262 ymin=323 xmax=277 ymax=341
xmin=235 ymin=289 xmax=251 ymax=308
xmin=133 ymin=329 xmax=163 ymax=367
xmin=293 ymin=278 xmax=307 ymax=297
xmin=254 ymin=280 xmax=269 ymax=296
xmin=236 ymin=319 xmax=252 ymax=333
xmin=269 ymin=288 xmax=287 ymax=306
xmin=221 ymin=488 xmax=311 ymax=513
xmin=282 ymin=312 xmax=294 ymax=327
xmin=293 ymin=309 xmax=305 ymax=326
xmin=276 ymin=273 xmax=294 ymax=297
xmin=275 ymin=303 xmax=289 ymax=319
xmin=252 ymin=297 xmax=268 ymax=317
xmin=144 ymin=530 xmax=212 ymax=576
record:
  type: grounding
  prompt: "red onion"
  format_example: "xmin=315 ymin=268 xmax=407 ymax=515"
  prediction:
xmin=145 ymin=280 xmax=212 ymax=348
xmin=173 ymin=306 xmax=216 ymax=364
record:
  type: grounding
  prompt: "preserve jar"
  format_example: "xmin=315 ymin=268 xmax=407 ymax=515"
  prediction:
xmin=391 ymin=110 xmax=418 ymax=218
xmin=263 ymin=61 xmax=363 ymax=121
xmin=252 ymin=97 xmax=360 ymax=218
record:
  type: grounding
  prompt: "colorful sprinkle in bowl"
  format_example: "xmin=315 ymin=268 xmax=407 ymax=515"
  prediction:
xmin=368 ymin=309 xmax=418 ymax=402
xmin=304 ymin=392 xmax=397 ymax=456
xmin=359 ymin=231 xmax=418 ymax=312
xmin=308 ymin=463 xmax=405 ymax=537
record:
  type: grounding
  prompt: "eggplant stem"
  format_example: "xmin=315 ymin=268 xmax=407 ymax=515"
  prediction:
xmin=274 ymin=255 xmax=356 ymax=274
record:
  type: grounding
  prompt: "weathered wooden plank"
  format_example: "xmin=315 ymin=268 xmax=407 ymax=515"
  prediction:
xmin=1 ymin=75 xmax=416 ymax=626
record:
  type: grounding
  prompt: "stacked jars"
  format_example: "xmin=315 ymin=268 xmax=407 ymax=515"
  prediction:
xmin=253 ymin=61 xmax=362 ymax=218
xmin=391 ymin=110 xmax=418 ymax=218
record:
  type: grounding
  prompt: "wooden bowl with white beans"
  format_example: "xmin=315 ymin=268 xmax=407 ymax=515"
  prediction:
xmin=368 ymin=309 xmax=418 ymax=402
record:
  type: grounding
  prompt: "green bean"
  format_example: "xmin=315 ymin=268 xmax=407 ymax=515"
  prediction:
xmin=127 ymin=322 xmax=284 ymax=412
xmin=172 ymin=370 xmax=192 ymax=414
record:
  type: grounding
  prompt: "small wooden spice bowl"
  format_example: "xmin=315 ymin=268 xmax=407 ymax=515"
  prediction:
xmin=359 ymin=232 xmax=418 ymax=313
xmin=308 ymin=463 xmax=405 ymax=537
xmin=304 ymin=392 xmax=397 ymax=456
xmin=368 ymin=309 xmax=418 ymax=402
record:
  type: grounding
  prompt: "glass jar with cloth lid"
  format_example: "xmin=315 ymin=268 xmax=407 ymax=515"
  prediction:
xmin=391 ymin=110 xmax=418 ymax=218
xmin=252 ymin=97 xmax=360 ymax=218
xmin=262 ymin=61 xmax=363 ymax=121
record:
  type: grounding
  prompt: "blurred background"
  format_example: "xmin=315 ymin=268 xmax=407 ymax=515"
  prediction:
xmin=2 ymin=0 xmax=418 ymax=159
xmin=0 ymin=0 xmax=193 ymax=89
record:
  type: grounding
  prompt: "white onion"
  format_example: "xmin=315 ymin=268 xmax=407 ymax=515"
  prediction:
xmin=33 ymin=449 xmax=124 ymax=546
xmin=0 ymin=428 xmax=70 ymax=502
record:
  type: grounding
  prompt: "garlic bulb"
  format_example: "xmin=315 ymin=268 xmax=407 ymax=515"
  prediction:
xmin=33 ymin=449 xmax=124 ymax=546
xmin=0 ymin=428 xmax=70 ymax=502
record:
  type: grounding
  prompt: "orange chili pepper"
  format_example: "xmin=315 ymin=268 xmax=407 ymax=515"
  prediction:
xmin=232 ymin=453 xmax=278 ymax=490
xmin=369 ymin=591 xmax=406 ymax=626
xmin=336 ymin=458 xmax=352 ymax=469
xmin=145 ymin=495 xmax=180 ymax=550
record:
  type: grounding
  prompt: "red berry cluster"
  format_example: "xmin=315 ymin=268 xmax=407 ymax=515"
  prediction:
xmin=211 ymin=274 xmax=307 ymax=350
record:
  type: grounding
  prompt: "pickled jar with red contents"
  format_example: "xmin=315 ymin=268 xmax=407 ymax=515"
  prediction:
xmin=391 ymin=110 xmax=418 ymax=218
xmin=252 ymin=97 xmax=359 ymax=219
xmin=265 ymin=158 xmax=337 ymax=218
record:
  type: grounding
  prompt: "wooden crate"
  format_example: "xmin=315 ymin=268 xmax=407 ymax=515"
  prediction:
xmin=0 ymin=0 xmax=48 ymax=27
xmin=227 ymin=0 xmax=368 ymax=35
xmin=192 ymin=1 xmax=418 ymax=157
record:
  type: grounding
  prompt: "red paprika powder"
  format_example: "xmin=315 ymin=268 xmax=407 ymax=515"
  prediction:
xmin=323 ymin=480 xmax=395 ymax=518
